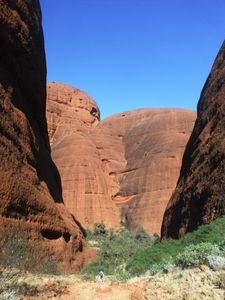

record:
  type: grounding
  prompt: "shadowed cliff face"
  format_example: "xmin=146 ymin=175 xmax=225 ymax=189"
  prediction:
xmin=47 ymin=82 xmax=196 ymax=234
xmin=161 ymin=41 xmax=225 ymax=239
xmin=0 ymin=0 xmax=87 ymax=270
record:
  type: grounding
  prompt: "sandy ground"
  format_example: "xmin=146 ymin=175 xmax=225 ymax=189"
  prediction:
xmin=58 ymin=268 xmax=225 ymax=300
xmin=60 ymin=278 xmax=143 ymax=300
xmin=1 ymin=266 xmax=225 ymax=300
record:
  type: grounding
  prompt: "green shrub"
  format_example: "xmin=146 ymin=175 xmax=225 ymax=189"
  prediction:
xmin=175 ymin=242 xmax=222 ymax=268
xmin=214 ymin=273 xmax=225 ymax=289
xmin=85 ymin=229 xmax=94 ymax=240
xmin=0 ymin=227 xmax=32 ymax=270
xmin=93 ymin=223 xmax=106 ymax=236
xmin=112 ymin=270 xmax=132 ymax=281
xmin=107 ymin=228 xmax=116 ymax=240
xmin=0 ymin=226 xmax=60 ymax=275
xmin=146 ymin=262 xmax=170 ymax=275
xmin=82 ymin=228 xmax=157 ymax=276
xmin=126 ymin=239 xmax=179 ymax=275
xmin=126 ymin=216 xmax=225 ymax=275
xmin=180 ymin=217 xmax=225 ymax=246
xmin=135 ymin=227 xmax=150 ymax=241
xmin=83 ymin=216 xmax=225 ymax=278
xmin=34 ymin=257 xmax=60 ymax=275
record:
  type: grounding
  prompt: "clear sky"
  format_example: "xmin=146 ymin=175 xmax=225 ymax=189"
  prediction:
xmin=40 ymin=0 xmax=225 ymax=120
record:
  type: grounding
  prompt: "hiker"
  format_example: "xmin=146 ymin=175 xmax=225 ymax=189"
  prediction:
xmin=98 ymin=270 xmax=104 ymax=283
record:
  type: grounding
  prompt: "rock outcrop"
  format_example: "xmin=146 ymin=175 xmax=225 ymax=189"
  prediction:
xmin=161 ymin=41 xmax=225 ymax=239
xmin=47 ymin=82 xmax=121 ymax=230
xmin=47 ymin=82 xmax=100 ymax=146
xmin=101 ymin=109 xmax=196 ymax=233
xmin=47 ymin=83 xmax=196 ymax=233
xmin=0 ymin=0 xmax=86 ymax=269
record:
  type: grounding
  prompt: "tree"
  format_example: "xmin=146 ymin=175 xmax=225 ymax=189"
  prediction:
xmin=93 ymin=223 xmax=106 ymax=236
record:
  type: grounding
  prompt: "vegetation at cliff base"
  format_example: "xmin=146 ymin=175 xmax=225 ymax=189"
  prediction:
xmin=83 ymin=217 xmax=225 ymax=278
xmin=83 ymin=225 xmax=158 ymax=279
xmin=0 ymin=226 xmax=60 ymax=275
xmin=1 ymin=217 xmax=224 ymax=281
xmin=127 ymin=216 xmax=225 ymax=275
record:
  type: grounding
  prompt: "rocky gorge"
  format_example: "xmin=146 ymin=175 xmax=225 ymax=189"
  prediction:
xmin=0 ymin=2 xmax=224 ymax=294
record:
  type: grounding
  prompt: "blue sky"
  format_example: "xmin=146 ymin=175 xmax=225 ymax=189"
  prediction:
xmin=40 ymin=0 xmax=225 ymax=120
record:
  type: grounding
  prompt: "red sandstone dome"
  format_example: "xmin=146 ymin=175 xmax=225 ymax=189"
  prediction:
xmin=47 ymin=82 xmax=196 ymax=234
xmin=47 ymin=82 xmax=100 ymax=146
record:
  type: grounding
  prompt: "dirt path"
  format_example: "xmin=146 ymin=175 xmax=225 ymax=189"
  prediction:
xmin=1 ymin=266 xmax=224 ymax=299
xmin=60 ymin=278 xmax=144 ymax=300
xmin=58 ymin=268 xmax=225 ymax=300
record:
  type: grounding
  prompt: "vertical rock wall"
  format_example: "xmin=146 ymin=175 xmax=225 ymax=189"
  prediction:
xmin=161 ymin=41 xmax=225 ymax=239
xmin=0 ymin=0 xmax=86 ymax=270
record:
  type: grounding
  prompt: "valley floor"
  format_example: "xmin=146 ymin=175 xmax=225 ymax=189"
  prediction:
xmin=1 ymin=267 xmax=225 ymax=300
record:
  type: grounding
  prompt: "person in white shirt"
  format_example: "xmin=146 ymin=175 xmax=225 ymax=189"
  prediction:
xmin=98 ymin=270 xmax=104 ymax=283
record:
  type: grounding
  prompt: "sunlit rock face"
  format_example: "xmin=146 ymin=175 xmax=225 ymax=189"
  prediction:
xmin=47 ymin=82 xmax=121 ymax=230
xmin=47 ymin=82 xmax=100 ymax=146
xmin=161 ymin=41 xmax=225 ymax=239
xmin=0 ymin=1 xmax=87 ymax=270
xmin=99 ymin=109 xmax=196 ymax=233
xmin=47 ymin=82 xmax=196 ymax=234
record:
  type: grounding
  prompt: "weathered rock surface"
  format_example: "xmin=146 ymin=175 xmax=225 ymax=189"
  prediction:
xmin=47 ymin=82 xmax=121 ymax=230
xmin=47 ymin=82 xmax=100 ymax=146
xmin=161 ymin=41 xmax=225 ymax=239
xmin=100 ymin=109 xmax=196 ymax=233
xmin=47 ymin=83 xmax=196 ymax=233
xmin=0 ymin=0 xmax=87 ymax=270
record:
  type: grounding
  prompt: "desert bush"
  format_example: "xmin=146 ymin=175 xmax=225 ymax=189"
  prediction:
xmin=126 ymin=239 xmax=180 ymax=275
xmin=82 ymin=228 xmax=157 ymax=276
xmin=85 ymin=224 xmax=109 ymax=247
xmin=175 ymin=242 xmax=222 ymax=268
xmin=205 ymin=255 xmax=225 ymax=271
xmin=126 ymin=216 xmax=225 ymax=275
xmin=143 ymin=261 xmax=177 ymax=276
xmin=180 ymin=218 xmax=225 ymax=246
xmin=93 ymin=223 xmax=106 ymax=236
xmin=34 ymin=257 xmax=60 ymax=275
xmin=214 ymin=273 xmax=225 ymax=289
xmin=83 ymin=217 xmax=225 ymax=278
xmin=0 ymin=226 xmax=60 ymax=275
xmin=112 ymin=270 xmax=132 ymax=281
xmin=0 ymin=266 xmax=64 ymax=299
xmin=0 ymin=227 xmax=32 ymax=270
xmin=85 ymin=228 xmax=94 ymax=240
xmin=135 ymin=226 xmax=150 ymax=241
